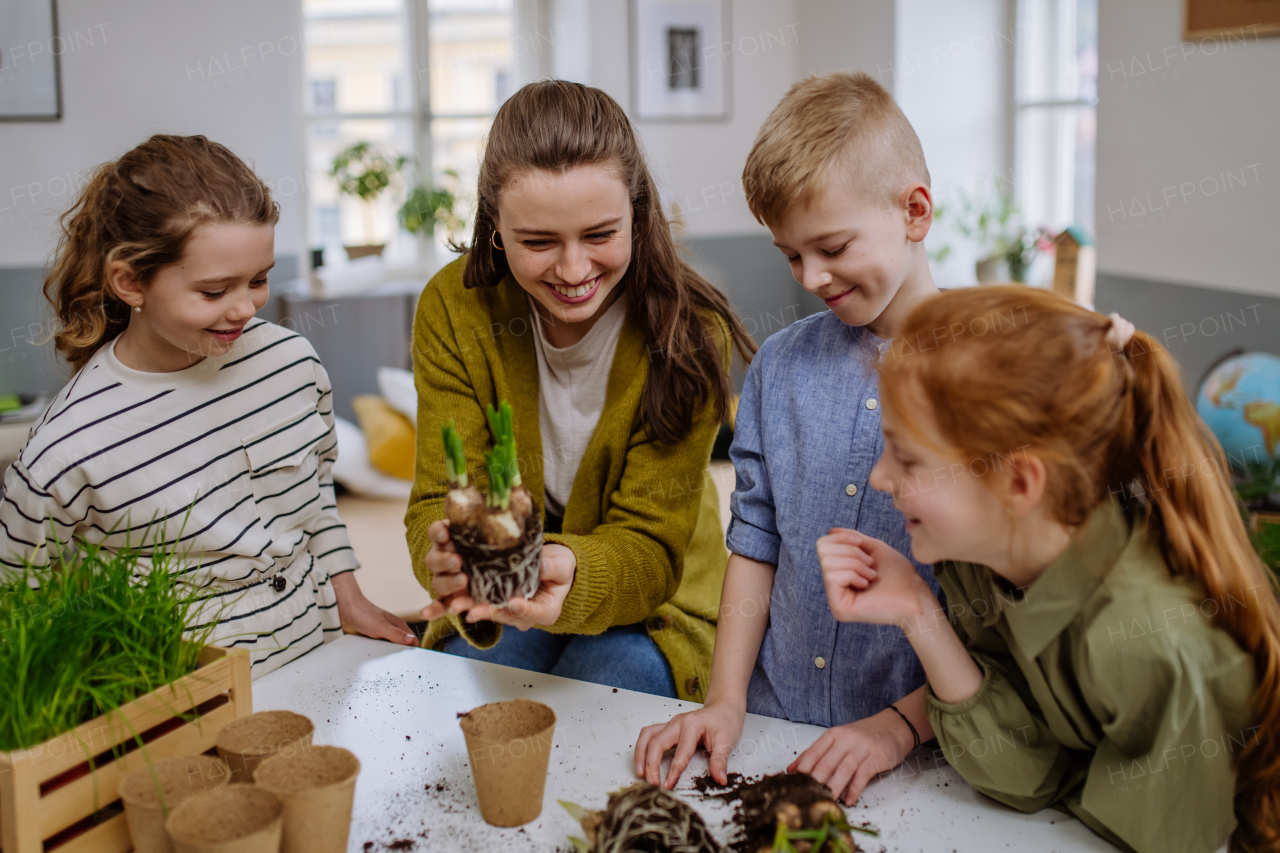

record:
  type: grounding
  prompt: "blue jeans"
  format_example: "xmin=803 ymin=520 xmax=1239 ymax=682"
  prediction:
xmin=436 ymin=622 xmax=677 ymax=698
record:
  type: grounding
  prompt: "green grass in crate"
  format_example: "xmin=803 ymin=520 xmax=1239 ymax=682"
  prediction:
xmin=0 ymin=537 xmax=218 ymax=751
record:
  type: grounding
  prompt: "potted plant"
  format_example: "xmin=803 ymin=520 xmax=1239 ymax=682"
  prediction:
xmin=440 ymin=401 xmax=541 ymax=607
xmin=398 ymin=168 xmax=464 ymax=243
xmin=0 ymin=539 xmax=251 ymax=853
xmin=330 ymin=141 xmax=408 ymax=260
xmin=1237 ymin=459 xmax=1280 ymax=579
xmin=934 ymin=191 xmax=1053 ymax=284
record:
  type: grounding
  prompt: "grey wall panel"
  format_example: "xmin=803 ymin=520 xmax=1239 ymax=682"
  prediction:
xmin=0 ymin=254 xmax=298 ymax=398
xmin=1094 ymin=272 xmax=1280 ymax=395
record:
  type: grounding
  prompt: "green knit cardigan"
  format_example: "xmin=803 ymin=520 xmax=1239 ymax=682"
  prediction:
xmin=404 ymin=258 xmax=730 ymax=702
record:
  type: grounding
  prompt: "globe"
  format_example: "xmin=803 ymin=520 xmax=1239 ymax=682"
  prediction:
xmin=1196 ymin=352 xmax=1280 ymax=471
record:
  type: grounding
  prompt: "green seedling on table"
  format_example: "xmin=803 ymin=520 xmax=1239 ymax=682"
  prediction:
xmin=0 ymin=518 xmax=229 ymax=820
xmin=0 ymin=531 xmax=217 ymax=752
xmin=770 ymin=813 xmax=879 ymax=853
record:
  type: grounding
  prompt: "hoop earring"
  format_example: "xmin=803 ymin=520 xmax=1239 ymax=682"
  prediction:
xmin=490 ymin=230 xmax=505 ymax=252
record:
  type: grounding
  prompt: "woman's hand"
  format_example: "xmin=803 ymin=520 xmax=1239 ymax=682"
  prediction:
xmin=418 ymin=525 xmax=577 ymax=632
xmin=817 ymin=528 xmax=931 ymax=629
xmin=419 ymin=520 xmax=478 ymax=621
xmin=788 ymin=708 xmax=915 ymax=805
xmin=331 ymin=571 xmax=417 ymax=645
xmin=464 ymin=543 xmax=576 ymax=631
xmin=634 ymin=700 xmax=746 ymax=789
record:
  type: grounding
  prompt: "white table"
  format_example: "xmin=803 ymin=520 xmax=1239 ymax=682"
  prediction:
xmin=254 ymin=636 xmax=1118 ymax=853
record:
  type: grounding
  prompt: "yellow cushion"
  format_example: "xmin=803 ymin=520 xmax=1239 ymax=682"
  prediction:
xmin=351 ymin=395 xmax=416 ymax=481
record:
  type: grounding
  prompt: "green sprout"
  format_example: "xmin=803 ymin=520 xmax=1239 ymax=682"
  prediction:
xmin=441 ymin=420 xmax=468 ymax=488
xmin=770 ymin=813 xmax=879 ymax=853
xmin=0 ymin=532 xmax=218 ymax=752
xmin=483 ymin=401 xmax=521 ymax=509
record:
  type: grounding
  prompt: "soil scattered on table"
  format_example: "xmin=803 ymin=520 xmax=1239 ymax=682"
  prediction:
xmin=691 ymin=771 xmax=747 ymax=796
xmin=702 ymin=771 xmax=868 ymax=853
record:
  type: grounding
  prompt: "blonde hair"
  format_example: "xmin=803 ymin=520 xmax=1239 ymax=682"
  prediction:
xmin=44 ymin=135 xmax=278 ymax=371
xmin=881 ymin=287 xmax=1280 ymax=852
xmin=742 ymin=71 xmax=929 ymax=224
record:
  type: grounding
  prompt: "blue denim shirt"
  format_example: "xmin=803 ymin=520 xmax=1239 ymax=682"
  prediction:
xmin=726 ymin=310 xmax=942 ymax=728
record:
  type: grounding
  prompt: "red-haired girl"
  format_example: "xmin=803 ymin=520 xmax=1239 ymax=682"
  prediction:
xmin=818 ymin=286 xmax=1279 ymax=852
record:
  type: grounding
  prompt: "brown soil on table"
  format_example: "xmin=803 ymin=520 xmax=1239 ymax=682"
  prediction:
xmin=702 ymin=771 xmax=861 ymax=853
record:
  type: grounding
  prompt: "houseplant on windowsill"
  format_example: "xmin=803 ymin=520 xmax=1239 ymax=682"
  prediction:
xmin=398 ymin=169 xmax=464 ymax=267
xmin=935 ymin=191 xmax=1053 ymax=284
xmin=330 ymin=141 xmax=408 ymax=260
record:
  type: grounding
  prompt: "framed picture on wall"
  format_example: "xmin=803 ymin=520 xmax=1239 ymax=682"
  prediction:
xmin=1185 ymin=0 xmax=1280 ymax=39
xmin=631 ymin=0 xmax=731 ymax=122
xmin=0 ymin=0 xmax=62 ymax=121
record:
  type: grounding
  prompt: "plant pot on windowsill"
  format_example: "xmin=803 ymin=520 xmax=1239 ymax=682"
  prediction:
xmin=343 ymin=244 xmax=386 ymax=261
xmin=975 ymin=256 xmax=1011 ymax=284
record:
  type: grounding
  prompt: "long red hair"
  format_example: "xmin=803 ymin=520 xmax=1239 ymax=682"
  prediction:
xmin=880 ymin=286 xmax=1280 ymax=851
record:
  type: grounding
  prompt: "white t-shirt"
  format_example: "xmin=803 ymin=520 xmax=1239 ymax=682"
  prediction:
xmin=529 ymin=293 xmax=629 ymax=517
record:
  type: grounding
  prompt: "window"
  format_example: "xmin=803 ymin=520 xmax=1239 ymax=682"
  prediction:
xmin=302 ymin=0 xmax=515 ymax=273
xmin=311 ymin=80 xmax=337 ymax=112
xmin=1014 ymin=0 xmax=1097 ymax=235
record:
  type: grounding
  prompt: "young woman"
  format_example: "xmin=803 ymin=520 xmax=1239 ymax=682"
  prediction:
xmin=407 ymin=80 xmax=755 ymax=700
xmin=0 ymin=134 xmax=415 ymax=677
xmin=818 ymin=286 xmax=1280 ymax=852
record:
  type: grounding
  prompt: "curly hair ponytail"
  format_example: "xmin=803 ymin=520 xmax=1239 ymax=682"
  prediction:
xmin=43 ymin=134 xmax=278 ymax=371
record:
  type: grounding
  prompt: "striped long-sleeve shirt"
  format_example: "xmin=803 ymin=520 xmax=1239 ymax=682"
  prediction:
xmin=0 ymin=319 xmax=359 ymax=677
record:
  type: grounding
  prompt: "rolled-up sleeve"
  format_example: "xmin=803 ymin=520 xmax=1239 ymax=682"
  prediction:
xmin=725 ymin=348 xmax=780 ymax=565
xmin=925 ymin=653 xmax=1078 ymax=810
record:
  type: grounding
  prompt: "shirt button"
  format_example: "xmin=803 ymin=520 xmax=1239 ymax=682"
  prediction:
xmin=845 ymin=484 xmax=858 ymax=496
xmin=866 ymin=398 xmax=878 ymax=410
xmin=815 ymin=656 xmax=826 ymax=669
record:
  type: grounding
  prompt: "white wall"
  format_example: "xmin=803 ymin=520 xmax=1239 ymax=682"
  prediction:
xmin=578 ymin=0 xmax=804 ymax=238
xmin=1096 ymin=0 xmax=1280 ymax=297
xmin=0 ymin=0 xmax=306 ymax=268
xmin=894 ymin=0 xmax=1012 ymax=287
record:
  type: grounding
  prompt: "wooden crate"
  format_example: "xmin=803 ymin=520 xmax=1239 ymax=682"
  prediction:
xmin=0 ymin=645 xmax=251 ymax=853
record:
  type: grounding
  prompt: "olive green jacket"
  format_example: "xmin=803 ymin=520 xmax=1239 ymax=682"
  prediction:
xmin=927 ymin=502 xmax=1259 ymax=853
xmin=404 ymin=258 xmax=729 ymax=702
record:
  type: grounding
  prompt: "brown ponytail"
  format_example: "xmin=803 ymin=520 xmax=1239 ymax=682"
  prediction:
xmin=460 ymin=80 xmax=756 ymax=446
xmin=43 ymin=135 xmax=279 ymax=372
xmin=880 ymin=286 xmax=1280 ymax=851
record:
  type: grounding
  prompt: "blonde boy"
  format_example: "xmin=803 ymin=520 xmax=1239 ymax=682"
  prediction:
xmin=635 ymin=72 xmax=944 ymax=805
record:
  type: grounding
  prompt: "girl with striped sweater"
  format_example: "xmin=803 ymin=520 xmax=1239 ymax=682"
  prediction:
xmin=0 ymin=135 xmax=415 ymax=677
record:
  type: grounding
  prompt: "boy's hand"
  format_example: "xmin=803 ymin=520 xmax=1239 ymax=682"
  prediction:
xmin=788 ymin=709 xmax=914 ymax=805
xmin=331 ymin=571 xmax=417 ymax=645
xmin=634 ymin=701 xmax=746 ymax=789
xmin=817 ymin=528 xmax=928 ymax=627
